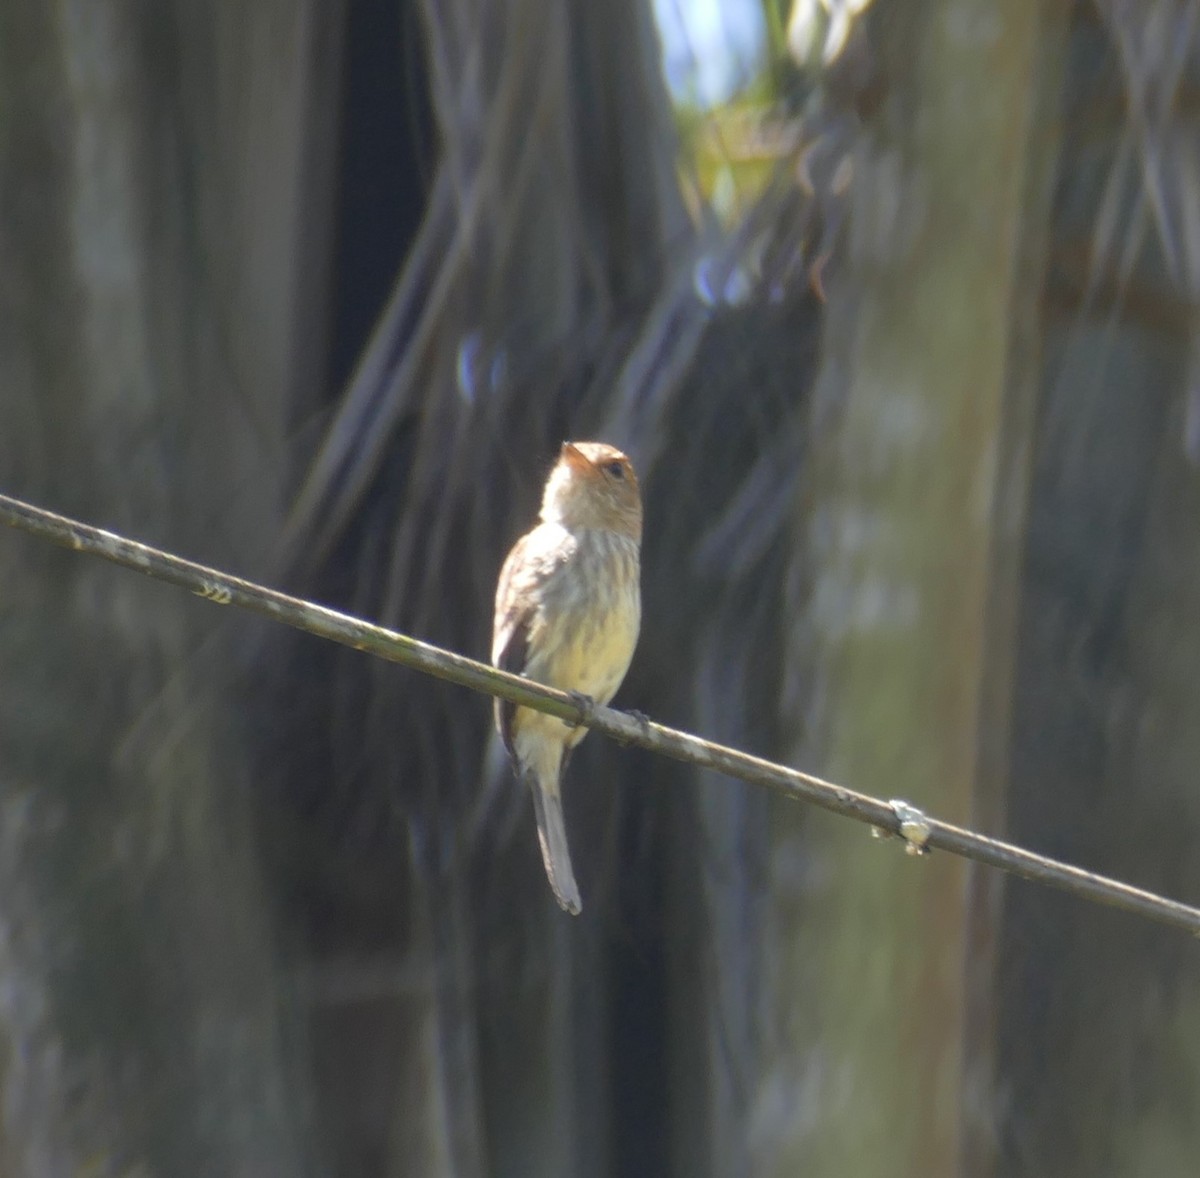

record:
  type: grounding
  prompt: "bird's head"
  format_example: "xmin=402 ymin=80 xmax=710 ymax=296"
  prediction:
xmin=540 ymin=441 xmax=642 ymax=541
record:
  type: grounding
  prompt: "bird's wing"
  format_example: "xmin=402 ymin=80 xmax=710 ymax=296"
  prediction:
xmin=492 ymin=524 xmax=576 ymax=757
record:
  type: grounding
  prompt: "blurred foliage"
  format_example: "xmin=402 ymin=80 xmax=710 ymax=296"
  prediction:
xmin=675 ymin=97 xmax=796 ymax=222
xmin=6 ymin=0 xmax=1200 ymax=1176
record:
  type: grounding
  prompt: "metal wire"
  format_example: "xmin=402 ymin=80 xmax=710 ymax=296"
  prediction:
xmin=3 ymin=488 xmax=1199 ymax=936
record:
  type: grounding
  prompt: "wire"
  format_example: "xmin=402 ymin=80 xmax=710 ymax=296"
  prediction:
xmin=3 ymin=488 xmax=1199 ymax=936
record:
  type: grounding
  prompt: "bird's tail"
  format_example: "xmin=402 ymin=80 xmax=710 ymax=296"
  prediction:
xmin=525 ymin=770 xmax=582 ymax=915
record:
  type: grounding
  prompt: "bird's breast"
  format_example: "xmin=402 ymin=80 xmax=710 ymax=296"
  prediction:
xmin=526 ymin=530 xmax=641 ymax=706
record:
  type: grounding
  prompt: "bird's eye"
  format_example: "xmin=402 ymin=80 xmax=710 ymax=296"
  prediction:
xmin=604 ymin=460 xmax=625 ymax=479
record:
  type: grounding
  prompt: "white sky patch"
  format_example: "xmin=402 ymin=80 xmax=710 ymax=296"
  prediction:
xmin=653 ymin=0 xmax=767 ymax=108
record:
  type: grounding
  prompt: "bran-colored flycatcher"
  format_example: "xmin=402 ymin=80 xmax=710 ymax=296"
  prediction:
xmin=492 ymin=441 xmax=643 ymax=914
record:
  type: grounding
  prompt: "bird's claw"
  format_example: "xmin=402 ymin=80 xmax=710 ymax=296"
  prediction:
xmin=566 ymin=691 xmax=596 ymax=729
xmin=614 ymin=708 xmax=652 ymax=747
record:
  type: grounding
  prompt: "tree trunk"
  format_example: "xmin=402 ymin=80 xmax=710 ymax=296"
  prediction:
xmin=762 ymin=0 xmax=1056 ymax=1172
xmin=0 ymin=4 xmax=339 ymax=1172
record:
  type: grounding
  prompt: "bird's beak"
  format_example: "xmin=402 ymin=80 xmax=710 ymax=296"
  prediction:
xmin=561 ymin=441 xmax=588 ymax=468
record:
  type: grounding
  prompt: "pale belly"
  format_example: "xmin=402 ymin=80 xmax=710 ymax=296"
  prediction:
xmin=516 ymin=537 xmax=640 ymax=753
xmin=532 ymin=597 xmax=639 ymax=705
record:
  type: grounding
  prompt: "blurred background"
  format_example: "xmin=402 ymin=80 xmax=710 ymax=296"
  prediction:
xmin=3 ymin=0 xmax=1200 ymax=1174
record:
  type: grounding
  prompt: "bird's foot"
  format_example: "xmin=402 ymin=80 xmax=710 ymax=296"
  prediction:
xmin=566 ymin=691 xmax=596 ymax=729
xmin=613 ymin=708 xmax=652 ymax=746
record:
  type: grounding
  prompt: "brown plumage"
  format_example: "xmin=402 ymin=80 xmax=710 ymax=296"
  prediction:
xmin=492 ymin=441 xmax=643 ymax=913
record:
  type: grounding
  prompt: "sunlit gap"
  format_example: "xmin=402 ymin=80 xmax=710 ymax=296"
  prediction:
xmin=652 ymin=0 xmax=766 ymax=110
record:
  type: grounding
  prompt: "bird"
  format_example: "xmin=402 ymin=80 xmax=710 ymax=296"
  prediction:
xmin=492 ymin=441 xmax=643 ymax=914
